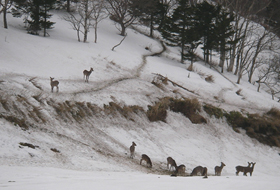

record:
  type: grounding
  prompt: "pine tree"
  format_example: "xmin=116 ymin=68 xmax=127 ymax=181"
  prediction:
xmin=12 ymin=0 xmax=55 ymax=36
xmin=161 ymin=0 xmax=200 ymax=64
xmin=214 ymin=6 xmax=235 ymax=73
xmin=41 ymin=0 xmax=56 ymax=37
xmin=195 ymin=1 xmax=219 ymax=65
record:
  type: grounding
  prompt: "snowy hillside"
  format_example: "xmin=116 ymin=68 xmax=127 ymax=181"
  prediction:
xmin=1 ymin=11 xmax=280 ymax=190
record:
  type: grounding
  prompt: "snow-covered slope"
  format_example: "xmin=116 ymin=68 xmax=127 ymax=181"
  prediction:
xmin=1 ymin=10 xmax=280 ymax=190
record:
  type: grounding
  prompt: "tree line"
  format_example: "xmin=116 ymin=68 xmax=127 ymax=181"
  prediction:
xmin=1 ymin=0 xmax=280 ymax=100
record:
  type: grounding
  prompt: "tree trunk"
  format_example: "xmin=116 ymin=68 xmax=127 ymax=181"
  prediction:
xmin=219 ymin=46 xmax=226 ymax=73
xmin=83 ymin=0 xmax=89 ymax=42
xmin=237 ymin=70 xmax=242 ymax=84
xmin=120 ymin=23 xmax=126 ymax=36
xmin=3 ymin=6 xmax=8 ymax=29
xmin=67 ymin=0 xmax=71 ymax=12
xmin=234 ymin=54 xmax=240 ymax=75
xmin=228 ymin=43 xmax=236 ymax=72
xmin=94 ymin=20 xmax=98 ymax=43
xmin=149 ymin=14 xmax=154 ymax=38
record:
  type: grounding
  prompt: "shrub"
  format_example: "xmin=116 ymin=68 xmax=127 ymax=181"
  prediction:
xmin=170 ymin=98 xmax=206 ymax=124
xmin=267 ymin=108 xmax=280 ymax=118
xmin=224 ymin=111 xmax=249 ymax=129
xmin=203 ymin=104 xmax=224 ymax=119
xmin=205 ymin=75 xmax=214 ymax=83
xmin=146 ymin=99 xmax=169 ymax=122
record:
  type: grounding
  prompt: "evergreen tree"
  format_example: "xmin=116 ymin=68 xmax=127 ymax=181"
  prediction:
xmin=12 ymin=0 xmax=56 ymax=36
xmin=214 ymin=6 xmax=235 ymax=73
xmin=129 ymin=0 xmax=158 ymax=37
xmin=195 ymin=1 xmax=219 ymax=65
xmin=41 ymin=0 xmax=56 ymax=37
xmin=161 ymin=0 xmax=200 ymax=64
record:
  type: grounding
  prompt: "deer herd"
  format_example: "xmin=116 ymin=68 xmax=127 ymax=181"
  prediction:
xmin=49 ymin=67 xmax=94 ymax=93
xmin=130 ymin=142 xmax=256 ymax=178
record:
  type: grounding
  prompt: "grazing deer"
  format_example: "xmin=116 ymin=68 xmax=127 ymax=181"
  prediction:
xmin=129 ymin=142 xmax=136 ymax=159
xmin=83 ymin=67 xmax=94 ymax=82
xmin=140 ymin=154 xmax=152 ymax=168
xmin=167 ymin=157 xmax=177 ymax=171
xmin=243 ymin=162 xmax=256 ymax=176
xmin=235 ymin=162 xmax=251 ymax=176
xmin=215 ymin=162 xmax=226 ymax=176
xmin=50 ymin=77 xmax=59 ymax=93
xmin=190 ymin=166 xmax=208 ymax=177
xmin=175 ymin=164 xmax=186 ymax=175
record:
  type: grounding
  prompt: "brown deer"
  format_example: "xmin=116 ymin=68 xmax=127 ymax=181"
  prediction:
xmin=235 ymin=162 xmax=251 ymax=176
xmin=167 ymin=157 xmax=177 ymax=171
xmin=190 ymin=166 xmax=208 ymax=177
xmin=140 ymin=154 xmax=152 ymax=168
xmin=243 ymin=162 xmax=256 ymax=176
xmin=50 ymin=77 xmax=59 ymax=93
xmin=83 ymin=67 xmax=94 ymax=82
xmin=214 ymin=162 xmax=226 ymax=176
xmin=129 ymin=142 xmax=136 ymax=159
xmin=175 ymin=164 xmax=186 ymax=175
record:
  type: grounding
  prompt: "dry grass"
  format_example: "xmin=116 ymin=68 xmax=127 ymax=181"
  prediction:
xmin=0 ymin=97 xmax=9 ymax=111
xmin=146 ymin=97 xmax=206 ymax=124
xmin=146 ymin=98 xmax=169 ymax=122
xmin=205 ymin=75 xmax=214 ymax=83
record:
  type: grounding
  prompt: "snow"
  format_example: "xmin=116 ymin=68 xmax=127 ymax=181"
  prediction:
xmin=1 ymin=10 xmax=280 ymax=190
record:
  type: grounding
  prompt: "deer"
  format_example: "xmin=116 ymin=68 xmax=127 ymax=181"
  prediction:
xmin=50 ymin=77 xmax=59 ymax=93
xmin=83 ymin=67 xmax=94 ymax=83
xmin=129 ymin=142 xmax=136 ymax=159
xmin=190 ymin=166 xmax=208 ymax=178
xmin=175 ymin=164 xmax=186 ymax=175
xmin=243 ymin=162 xmax=256 ymax=176
xmin=214 ymin=162 xmax=226 ymax=176
xmin=167 ymin=157 xmax=177 ymax=171
xmin=235 ymin=162 xmax=251 ymax=176
xmin=140 ymin=154 xmax=152 ymax=168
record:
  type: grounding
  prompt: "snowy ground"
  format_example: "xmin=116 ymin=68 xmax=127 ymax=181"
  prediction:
xmin=1 ymin=166 xmax=280 ymax=190
xmin=1 ymin=10 xmax=280 ymax=190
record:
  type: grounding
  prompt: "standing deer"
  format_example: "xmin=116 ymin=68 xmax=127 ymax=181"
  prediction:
xmin=243 ymin=162 xmax=256 ymax=176
xmin=140 ymin=154 xmax=152 ymax=168
xmin=83 ymin=67 xmax=94 ymax=82
xmin=215 ymin=162 xmax=226 ymax=176
xmin=167 ymin=157 xmax=177 ymax=171
xmin=236 ymin=162 xmax=251 ymax=176
xmin=129 ymin=142 xmax=136 ymax=159
xmin=50 ymin=77 xmax=59 ymax=93
xmin=190 ymin=166 xmax=208 ymax=177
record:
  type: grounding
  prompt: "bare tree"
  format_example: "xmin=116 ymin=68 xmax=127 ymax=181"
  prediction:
xmin=90 ymin=0 xmax=107 ymax=43
xmin=248 ymin=25 xmax=279 ymax=83
xmin=0 ymin=0 xmax=12 ymax=29
xmin=106 ymin=0 xmax=136 ymax=36
xmin=216 ymin=0 xmax=272 ymax=73
xmin=235 ymin=19 xmax=256 ymax=84
xmin=64 ymin=10 xmax=83 ymax=42
xmin=64 ymin=0 xmax=97 ymax=42
xmin=256 ymin=55 xmax=280 ymax=100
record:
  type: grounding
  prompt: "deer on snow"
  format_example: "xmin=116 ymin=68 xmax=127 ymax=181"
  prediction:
xmin=129 ymin=142 xmax=136 ymax=159
xmin=167 ymin=157 xmax=177 ymax=171
xmin=243 ymin=162 xmax=256 ymax=176
xmin=190 ymin=166 xmax=208 ymax=178
xmin=50 ymin=77 xmax=59 ymax=93
xmin=140 ymin=154 xmax=152 ymax=168
xmin=83 ymin=67 xmax=94 ymax=83
xmin=215 ymin=162 xmax=226 ymax=176
xmin=235 ymin=162 xmax=251 ymax=176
